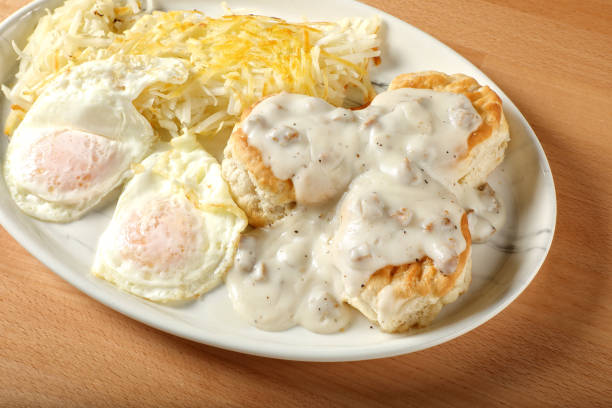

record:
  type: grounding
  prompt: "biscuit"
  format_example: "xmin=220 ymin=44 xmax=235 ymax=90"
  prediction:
xmin=222 ymin=72 xmax=509 ymax=226
xmin=346 ymin=212 xmax=472 ymax=333
xmin=222 ymin=130 xmax=295 ymax=227
xmin=389 ymin=71 xmax=509 ymax=187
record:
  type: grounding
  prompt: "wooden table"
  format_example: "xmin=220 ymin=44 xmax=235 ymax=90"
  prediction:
xmin=1 ymin=0 xmax=610 ymax=406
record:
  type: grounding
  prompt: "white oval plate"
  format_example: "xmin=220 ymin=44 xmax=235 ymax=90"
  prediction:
xmin=0 ymin=0 xmax=556 ymax=361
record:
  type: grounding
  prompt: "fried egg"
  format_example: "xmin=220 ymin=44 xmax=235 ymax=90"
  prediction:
xmin=91 ymin=134 xmax=248 ymax=302
xmin=3 ymin=56 xmax=188 ymax=222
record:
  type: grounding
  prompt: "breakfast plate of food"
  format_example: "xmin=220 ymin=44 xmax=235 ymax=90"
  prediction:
xmin=0 ymin=0 xmax=556 ymax=361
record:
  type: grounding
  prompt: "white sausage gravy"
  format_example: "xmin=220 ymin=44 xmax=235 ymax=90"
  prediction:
xmin=226 ymin=89 xmax=505 ymax=333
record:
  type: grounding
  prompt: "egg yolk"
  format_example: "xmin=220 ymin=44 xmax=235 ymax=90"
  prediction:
xmin=21 ymin=129 xmax=121 ymax=195
xmin=118 ymin=197 xmax=203 ymax=274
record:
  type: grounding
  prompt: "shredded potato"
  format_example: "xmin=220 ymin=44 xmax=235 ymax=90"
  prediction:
xmin=3 ymin=0 xmax=142 ymax=134
xmin=4 ymin=0 xmax=381 ymax=141
xmin=111 ymin=11 xmax=381 ymax=139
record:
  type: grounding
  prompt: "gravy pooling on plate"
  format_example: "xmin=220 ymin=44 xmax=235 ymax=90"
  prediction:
xmin=225 ymin=90 xmax=506 ymax=333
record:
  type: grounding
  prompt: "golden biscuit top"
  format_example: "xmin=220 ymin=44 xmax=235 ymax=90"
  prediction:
xmin=389 ymin=71 xmax=504 ymax=151
xmin=363 ymin=212 xmax=471 ymax=303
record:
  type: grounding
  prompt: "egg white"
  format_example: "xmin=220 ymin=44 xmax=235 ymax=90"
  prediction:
xmin=3 ymin=56 xmax=188 ymax=221
xmin=91 ymin=135 xmax=248 ymax=302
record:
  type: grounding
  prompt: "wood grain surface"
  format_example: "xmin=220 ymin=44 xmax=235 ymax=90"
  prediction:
xmin=1 ymin=0 xmax=611 ymax=406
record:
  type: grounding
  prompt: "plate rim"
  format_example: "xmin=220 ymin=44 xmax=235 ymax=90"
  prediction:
xmin=0 ymin=0 xmax=557 ymax=362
